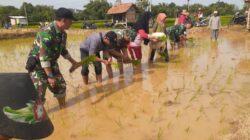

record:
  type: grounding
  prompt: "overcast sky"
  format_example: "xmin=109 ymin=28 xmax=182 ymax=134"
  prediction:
xmin=0 ymin=0 xmax=244 ymax=9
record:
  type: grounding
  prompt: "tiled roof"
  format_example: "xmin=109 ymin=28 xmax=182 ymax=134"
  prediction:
xmin=107 ymin=3 xmax=134 ymax=15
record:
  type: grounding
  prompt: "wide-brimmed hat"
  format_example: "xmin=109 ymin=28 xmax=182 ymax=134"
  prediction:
xmin=214 ymin=11 xmax=218 ymax=14
xmin=0 ymin=73 xmax=54 ymax=139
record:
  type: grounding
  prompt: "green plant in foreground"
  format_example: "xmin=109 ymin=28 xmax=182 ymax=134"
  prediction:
xmin=114 ymin=117 xmax=122 ymax=128
xmin=185 ymin=126 xmax=190 ymax=133
xmin=79 ymin=55 xmax=96 ymax=65
xmin=130 ymin=60 xmax=141 ymax=66
xmin=157 ymin=127 xmax=163 ymax=140
xmin=111 ymin=62 xmax=122 ymax=69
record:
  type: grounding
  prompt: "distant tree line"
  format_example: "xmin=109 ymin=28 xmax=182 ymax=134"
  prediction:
xmin=0 ymin=0 xmax=245 ymax=25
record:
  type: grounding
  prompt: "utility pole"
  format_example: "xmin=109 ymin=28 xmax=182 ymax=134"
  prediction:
xmin=187 ymin=0 xmax=190 ymax=11
xmin=24 ymin=4 xmax=28 ymax=25
xmin=149 ymin=0 xmax=152 ymax=12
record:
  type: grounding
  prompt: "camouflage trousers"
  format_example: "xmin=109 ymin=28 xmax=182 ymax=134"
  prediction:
xmin=29 ymin=63 xmax=66 ymax=102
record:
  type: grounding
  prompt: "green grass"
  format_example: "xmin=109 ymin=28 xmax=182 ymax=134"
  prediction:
xmin=165 ymin=16 xmax=232 ymax=27
xmin=4 ymin=16 xmax=233 ymax=29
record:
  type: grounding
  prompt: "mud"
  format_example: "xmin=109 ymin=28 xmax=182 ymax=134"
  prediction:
xmin=1 ymin=29 xmax=250 ymax=140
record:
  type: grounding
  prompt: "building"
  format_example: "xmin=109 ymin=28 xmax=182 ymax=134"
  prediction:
xmin=9 ymin=16 xmax=28 ymax=26
xmin=245 ymin=0 xmax=250 ymax=30
xmin=107 ymin=3 xmax=139 ymax=27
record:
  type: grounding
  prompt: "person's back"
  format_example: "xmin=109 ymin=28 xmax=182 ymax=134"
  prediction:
xmin=80 ymin=32 xmax=104 ymax=54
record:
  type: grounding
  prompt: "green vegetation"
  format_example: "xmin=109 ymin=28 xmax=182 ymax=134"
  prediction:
xmin=0 ymin=0 xmax=236 ymax=29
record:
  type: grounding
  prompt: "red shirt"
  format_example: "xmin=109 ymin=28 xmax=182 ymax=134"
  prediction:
xmin=178 ymin=15 xmax=187 ymax=25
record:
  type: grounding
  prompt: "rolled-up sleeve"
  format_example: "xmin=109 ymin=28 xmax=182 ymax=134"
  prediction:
xmin=37 ymin=32 xmax=52 ymax=68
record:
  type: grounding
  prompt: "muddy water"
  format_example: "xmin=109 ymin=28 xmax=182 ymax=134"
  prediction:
xmin=1 ymin=30 xmax=250 ymax=140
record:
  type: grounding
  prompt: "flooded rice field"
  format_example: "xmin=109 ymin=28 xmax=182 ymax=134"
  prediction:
xmin=1 ymin=29 xmax=250 ymax=140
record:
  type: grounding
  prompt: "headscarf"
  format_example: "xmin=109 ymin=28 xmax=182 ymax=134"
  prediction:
xmin=156 ymin=13 xmax=167 ymax=23
xmin=134 ymin=11 xmax=152 ymax=33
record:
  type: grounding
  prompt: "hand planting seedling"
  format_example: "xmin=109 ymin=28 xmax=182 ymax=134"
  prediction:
xmin=69 ymin=55 xmax=96 ymax=73
xmin=151 ymin=32 xmax=167 ymax=42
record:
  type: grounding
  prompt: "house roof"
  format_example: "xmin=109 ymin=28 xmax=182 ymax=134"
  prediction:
xmin=107 ymin=3 xmax=135 ymax=15
xmin=9 ymin=16 xmax=27 ymax=19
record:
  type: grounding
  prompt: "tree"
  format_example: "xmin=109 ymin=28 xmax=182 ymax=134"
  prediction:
xmin=152 ymin=2 xmax=181 ymax=18
xmin=136 ymin=0 xmax=150 ymax=12
xmin=0 ymin=5 xmax=20 ymax=25
xmin=19 ymin=2 xmax=54 ymax=22
xmin=207 ymin=2 xmax=238 ymax=15
xmin=81 ymin=0 xmax=111 ymax=20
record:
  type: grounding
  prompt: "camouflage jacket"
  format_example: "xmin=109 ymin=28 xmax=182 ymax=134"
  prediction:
xmin=166 ymin=25 xmax=186 ymax=41
xmin=28 ymin=21 xmax=70 ymax=69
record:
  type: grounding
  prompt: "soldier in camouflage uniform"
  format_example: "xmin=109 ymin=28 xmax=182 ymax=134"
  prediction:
xmin=26 ymin=8 xmax=78 ymax=109
xmin=166 ymin=22 xmax=192 ymax=48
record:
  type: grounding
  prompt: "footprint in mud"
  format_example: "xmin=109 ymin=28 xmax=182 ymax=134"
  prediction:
xmin=163 ymin=100 xmax=179 ymax=106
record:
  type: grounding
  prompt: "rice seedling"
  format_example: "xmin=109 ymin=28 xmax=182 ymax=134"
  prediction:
xmin=208 ymin=134 xmax=215 ymax=140
xmin=197 ymin=85 xmax=202 ymax=93
xmin=114 ymin=117 xmax=122 ymax=128
xmin=167 ymin=121 xmax=172 ymax=129
xmin=189 ymin=94 xmax=197 ymax=102
xmin=133 ymin=113 xmax=137 ymax=119
xmin=185 ymin=126 xmax=190 ymax=133
xmin=111 ymin=62 xmax=122 ymax=69
xmin=199 ymin=106 xmax=204 ymax=114
xmin=174 ymin=89 xmax=181 ymax=101
xmin=226 ymin=70 xmax=234 ymax=85
xmin=176 ymin=110 xmax=181 ymax=118
xmin=150 ymin=116 xmax=154 ymax=122
xmin=108 ymin=102 xmax=113 ymax=108
xmin=211 ymin=69 xmax=219 ymax=82
xmin=70 ymin=55 xmax=96 ymax=73
xmin=159 ymin=52 xmax=168 ymax=60
xmin=219 ymin=116 xmax=225 ymax=123
xmin=61 ymin=118 xmax=66 ymax=126
xmin=239 ymin=88 xmax=246 ymax=97
xmin=92 ymin=105 xmax=98 ymax=115
xmin=184 ymin=104 xmax=192 ymax=110
xmin=157 ymin=127 xmax=163 ymax=140
xmin=158 ymin=91 xmax=163 ymax=99
xmin=220 ymin=105 xmax=226 ymax=113
xmin=130 ymin=60 xmax=141 ymax=66
xmin=141 ymin=107 xmax=146 ymax=113
xmin=193 ymin=75 xmax=197 ymax=82
xmin=219 ymin=86 xmax=226 ymax=93
xmin=196 ymin=115 xmax=201 ymax=121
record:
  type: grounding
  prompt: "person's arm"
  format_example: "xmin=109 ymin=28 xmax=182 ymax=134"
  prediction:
xmin=138 ymin=29 xmax=149 ymax=39
xmin=121 ymin=48 xmax=130 ymax=63
xmin=89 ymin=40 xmax=110 ymax=65
xmin=37 ymin=32 xmax=55 ymax=87
xmin=138 ymin=29 xmax=158 ymax=42
xmin=60 ymin=33 xmax=77 ymax=65
xmin=208 ymin=17 xmax=212 ymax=28
xmin=109 ymin=49 xmax=123 ymax=58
